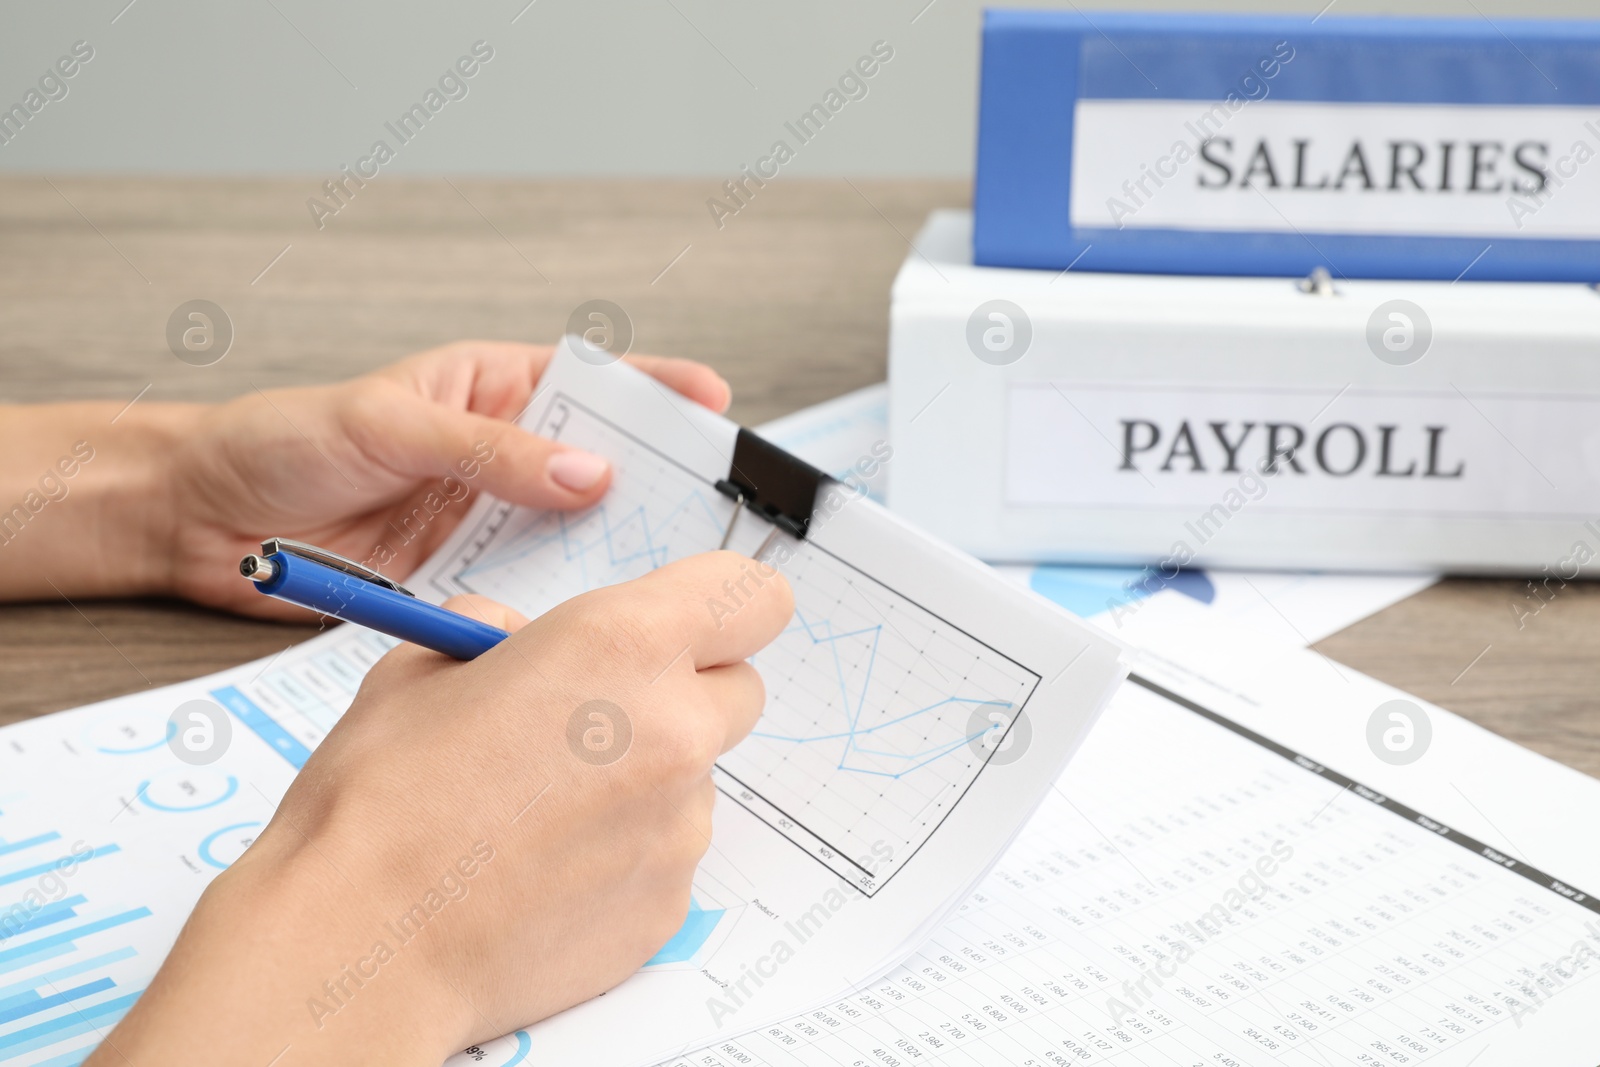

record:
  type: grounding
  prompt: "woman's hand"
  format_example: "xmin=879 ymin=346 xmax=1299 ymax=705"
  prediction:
xmin=167 ymin=340 xmax=729 ymax=617
xmin=0 ymin=340 xmax=729 ymax=613
xmin=87 ymin=551 xmax=794 ymax=1067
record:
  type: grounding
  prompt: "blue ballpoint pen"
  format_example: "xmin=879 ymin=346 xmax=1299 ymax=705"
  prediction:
xmin=239 ymin=538 xmax=509 ymax=660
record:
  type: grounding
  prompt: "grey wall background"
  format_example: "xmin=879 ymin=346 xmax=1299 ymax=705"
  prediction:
xmin=1 ymin=0 xmax=1592 ymax=177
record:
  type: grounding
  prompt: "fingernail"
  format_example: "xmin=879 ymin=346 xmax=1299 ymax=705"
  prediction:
xmin=547 ymin=450 xmax=609 ymax=492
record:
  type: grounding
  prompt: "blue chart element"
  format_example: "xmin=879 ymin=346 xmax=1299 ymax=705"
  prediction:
xmin=750 ymin=610 xmax=1011 ymax=779
xmin=92 ymin=720 xmax=174 ymax=756
xmin=135 ymin=775 xmax=239 ymax=813
xmin=0 ymin=833 xmax=61 ymax=859
xmin=1028 ymin=565 xmax=1215 ymax=619
xmin=198 ymin=823 xmax=262 ymax=870
xmin=0 ymin=845 xmax=119 ymax=889
xmin=500 ymin=1031 xmax=533 ymax=1067
xmin=645 ymin=899 xmax=725 ymax=967
xmin=211 ymin=686 xmax=312 ymax=769
xmin=462 ymin=490 xmax=725 ymax=590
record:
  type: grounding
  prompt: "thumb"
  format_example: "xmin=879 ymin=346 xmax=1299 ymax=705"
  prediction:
xmin=356 ymin=384 xmax=614 ymax=511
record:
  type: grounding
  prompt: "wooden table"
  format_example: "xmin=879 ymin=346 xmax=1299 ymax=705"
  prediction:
xmin=2 ymin=177 xmax=1596 ymax=779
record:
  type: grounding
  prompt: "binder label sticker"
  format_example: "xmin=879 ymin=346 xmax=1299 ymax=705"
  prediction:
xmin=1006 ymin=382 xmax=1600 ymax=517
xmin=1069 ymin=100 xmax=1600 ymax=240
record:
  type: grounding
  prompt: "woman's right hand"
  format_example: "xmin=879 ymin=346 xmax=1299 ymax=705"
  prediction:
xmin=87 ymin=550 xmax=793 ymax=1067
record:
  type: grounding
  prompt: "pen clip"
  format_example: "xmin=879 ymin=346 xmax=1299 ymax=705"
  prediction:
xmin=261 ymin=537 xmax=417 ymax=597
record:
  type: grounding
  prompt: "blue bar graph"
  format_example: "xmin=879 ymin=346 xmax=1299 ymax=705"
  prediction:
xmin=0 ymin=831 xmax=150 ymax=1064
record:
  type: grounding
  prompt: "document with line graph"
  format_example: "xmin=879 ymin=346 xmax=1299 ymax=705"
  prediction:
xmin=403 ymin=344 xmax=1128 ymax=1064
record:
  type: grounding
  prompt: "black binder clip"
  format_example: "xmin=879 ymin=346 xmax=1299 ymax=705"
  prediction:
xmin=715 ymin=428 xmax=828 ymax=549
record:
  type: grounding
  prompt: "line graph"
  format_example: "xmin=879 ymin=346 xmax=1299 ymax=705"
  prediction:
xmin=428 ymin=395 xmax=1040 ymax=893
xmin=749 ymin=609 xmax=1014 ymax=778
xmin=723 ymin=538 xmax=1038 ymax=892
